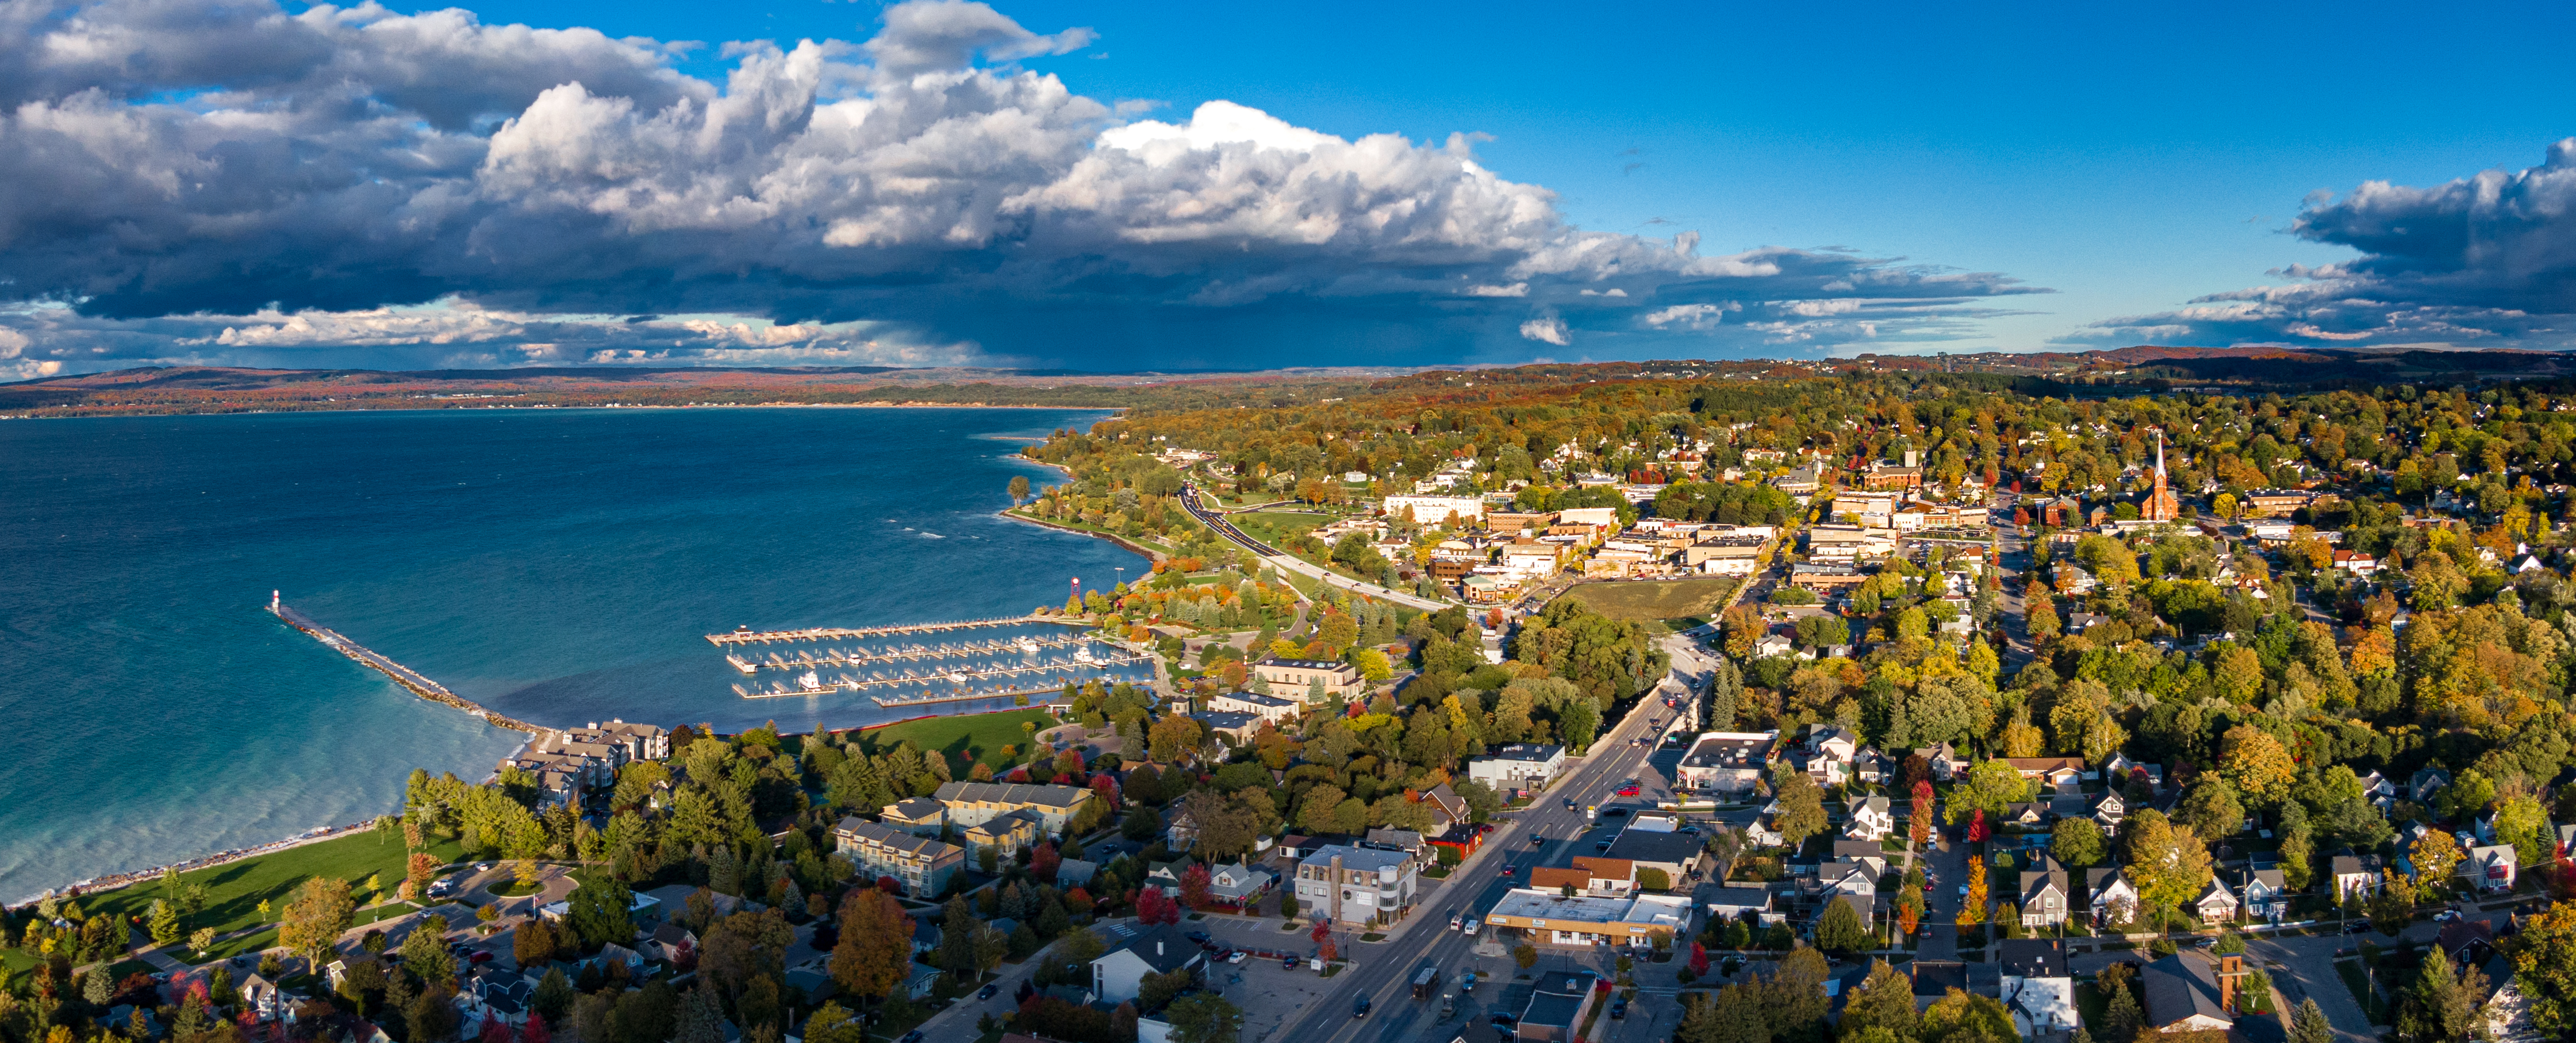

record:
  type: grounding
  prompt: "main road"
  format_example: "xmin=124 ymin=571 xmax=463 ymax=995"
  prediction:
xmin=1178 ymin=484 xmax=1454 ymax=613
xmin=1257 ymin=652 xmax=1711 ymax=1043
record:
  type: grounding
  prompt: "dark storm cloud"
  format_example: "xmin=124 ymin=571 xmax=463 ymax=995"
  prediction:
xmin=2068 ymin=138 xmax=2576 ymax=349
xmin=0 ymin=0 xmax=2039 ymax=375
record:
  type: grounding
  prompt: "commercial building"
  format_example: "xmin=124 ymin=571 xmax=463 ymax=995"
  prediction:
xmin=1674 ymin=732 xmax=1776 ymax=794
xmin=1207 ymin=690 xmax=1301 ymax=725
xmin=1252 ymin=658 xmax=1366 ymax=701
xmin=1514 ymin=973 xmax=1604 ymax=1043
xmin=1483 ymin=889 xmax=1693 ymax=948
xmin=1384 ymin=495 xmax=1487 ymax=526
xmin=1465 ymin=744 xmax=1568 ymax=794
xmin=1294 ymin=844 xmax=1420 ymax=926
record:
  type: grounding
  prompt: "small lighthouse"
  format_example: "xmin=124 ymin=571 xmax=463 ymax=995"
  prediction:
xmin=270 ymin=590 xmax=281 ymax=613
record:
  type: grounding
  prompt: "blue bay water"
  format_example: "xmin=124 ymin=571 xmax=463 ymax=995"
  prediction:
xmin=0 ymin=406 xmax=1139 ymax=901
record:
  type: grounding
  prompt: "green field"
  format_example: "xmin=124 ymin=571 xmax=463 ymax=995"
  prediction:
xmin=1564 ymin=578 xmax=1739 ymax=627
xmin=857 ymin=707 xmax=1060 ymax=772
xmin=76 ymin=831 xmax=467 ymax=948
xmin=1229 ymin=511 xmax=1330 ymax=547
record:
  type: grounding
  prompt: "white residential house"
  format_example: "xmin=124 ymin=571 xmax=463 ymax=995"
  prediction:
xmin=2087 ymin=868 xmax=2139 ymax=929
xmin=1845 ymin=796 xmax=1895 ymax=841
xmin=2332 ymin=853 xmax=2387 ymax=902
xmin=1090 ymin=925 xmax=1204 ymax=1005
xmin=2468 ymin=845 xmax=2518 ymax=893
xmin=2192 ymin=877 xmax=2240 ymax=923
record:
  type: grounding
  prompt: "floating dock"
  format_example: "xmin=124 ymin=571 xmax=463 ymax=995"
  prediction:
xmin=271 ymin=597 xmax=542 ymax=734
xmin=724 ymin=634 xmax=1091 ymax=673
xmin=731 ymin=652 xmax=1149 ymax=699
xmin=705 ymin=615 xmax=1046 ymax=646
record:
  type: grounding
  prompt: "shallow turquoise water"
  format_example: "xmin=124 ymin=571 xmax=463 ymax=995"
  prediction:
xmin=0 ymin=406 xmax=1139 ymax=900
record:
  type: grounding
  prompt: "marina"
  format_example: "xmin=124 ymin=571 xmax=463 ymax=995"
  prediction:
xmin=723 ymin=633 xmax=1091 ymax=673
xmin=705 ymin=615 xmax=1046 ymax=646
xmin=713 ymin=617 xmax=1153 ymax=706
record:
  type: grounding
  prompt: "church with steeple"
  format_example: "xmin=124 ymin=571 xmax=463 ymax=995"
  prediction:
xmin=2142 ymin=430 xmax=2180 ymax=522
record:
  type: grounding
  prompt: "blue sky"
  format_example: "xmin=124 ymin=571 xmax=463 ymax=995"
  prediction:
xmin=3 ymin=0 xmax=2573 ymax=373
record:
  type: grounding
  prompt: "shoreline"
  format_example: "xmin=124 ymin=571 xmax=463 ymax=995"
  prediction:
xmin=12 ymin=818 xmax=382 ymax=909
xmin=5 ymin=401 xmax=1132 ymax=421
xmin=998 ymin=452 xmax=1170 ymax=563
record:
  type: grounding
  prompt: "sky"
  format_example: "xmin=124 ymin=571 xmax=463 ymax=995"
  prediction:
xmin=2 ymin=0 xmax=2573 ymax=377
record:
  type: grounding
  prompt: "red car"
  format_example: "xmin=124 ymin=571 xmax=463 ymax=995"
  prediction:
xmin=1502 ymin=865 xmax=1516 ymax=877
xmin=1615 ymin=784 xmax=1641 ymax=796
xmin=469 ymin=951 xmax=494 ymax=965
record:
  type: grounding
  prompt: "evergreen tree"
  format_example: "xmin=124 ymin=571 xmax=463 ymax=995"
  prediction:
xmin=2291 ymin=998 xmax=2333 ymax=1043
xmin=708 ymin=844 xmax=741 ymax=896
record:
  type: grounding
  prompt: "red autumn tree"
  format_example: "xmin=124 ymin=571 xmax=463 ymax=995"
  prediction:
xmin=1910 ymin=780 xmax=1935 ymax=847
xmin=479 ymin=1016 xmax=515 ymax=1043
xmin=1688 ymin=942 xmax=1710 ymax=977
xmin=1135 ymin=886 xmax=1181 ymax=925
xmin=1066 ymin=886 xmax=1095 ymax=909
xmin=1967 ymin=809 xmax=1990 ymax=844
xmin=523 ymin=1014 xmax=551 ymax=1043
xmin=1030 ymin=841 xmax=1062 ymax=884
xmin=1311 ymin=919 xmax=1337 ymax=962
xmin=1089 ymin=773 xmax=1122 ymax=807
xmin=1179 ymin=864 xmax=1214 ymax=910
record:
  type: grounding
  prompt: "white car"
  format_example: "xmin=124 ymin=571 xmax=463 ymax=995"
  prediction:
xmin=1229 ymin=950 xmax=1249 ymax=964
xmin=1463 ymin=918 xmax=1480 ymax=936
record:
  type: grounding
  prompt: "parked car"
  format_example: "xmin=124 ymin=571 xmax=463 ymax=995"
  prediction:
xmin=1229 ymin=950 xmax=1247 ymax=964
xmin=2434 ymin=910 xmax=2460 ymax=922
xmin=470 ymin=950 xmax=495 ymax=965
xmin=1186 ymin=930 xmax=1211 ymax=944
xmin=978 ymin=984 xmax=999 ymax=1000
xmin=1284 ymin=956 xmax=1299 ymax=969
xmin=1610 ymin=999 xmax=1629 ymax=1020
xmin=897 ymin=1033 xmax=923 ymax=1043
xmin=2344 ymin=922 xmax=2373 ymax=934
xmin=1596 ymin=841 xmax=1613 ymax=853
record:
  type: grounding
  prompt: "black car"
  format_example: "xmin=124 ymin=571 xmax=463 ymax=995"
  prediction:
xmin=1353 ymin=996 xmax=1371 ymax=1018
xmin=1529 ymin=834 xmax=1545 ymax=847
xmin=898 ymin=1033 xmax=923 ymax=1043
xmin=1489 ymin=1013 xmax=1518 ymax=1028
xmin=1611 ymin=1000 xmax=1629 ymax=1020
xmin=977 ymin=984 xmax=998 ymax=1000
xmin=1185 ymin=930 xmax=1211 ymax=944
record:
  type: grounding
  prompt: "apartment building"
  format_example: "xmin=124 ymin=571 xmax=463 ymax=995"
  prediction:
xmin=1294 ymin=844 xmax=1420 ymax=926
xmin=833 ymin=818 xmax=965 ymax=896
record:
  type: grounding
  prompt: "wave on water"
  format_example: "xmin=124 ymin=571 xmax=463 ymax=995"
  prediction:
xmin=920 ymin=532 xmax=944 ymax=539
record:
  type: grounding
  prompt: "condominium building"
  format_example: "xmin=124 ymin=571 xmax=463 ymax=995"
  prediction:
xmin=833 ymin=818 xmax=965 ymax=896
xmin=932 ymin=782 xmax=1092 ymax=834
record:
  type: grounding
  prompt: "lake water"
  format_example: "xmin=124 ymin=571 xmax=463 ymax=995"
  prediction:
xmin=0 ymin=406 xmax=1140 ymax=901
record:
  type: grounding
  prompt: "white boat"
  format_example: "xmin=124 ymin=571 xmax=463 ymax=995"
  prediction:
xmin=1016 ymin=636 xmax=1042 ymax=654
xmin=798 ymin=670 xmax=824 ymax=692
xmin=949 ymin=672 xmax=972 ymax=684
xmin=1072 ymin=647 xmax=1097 ymax=664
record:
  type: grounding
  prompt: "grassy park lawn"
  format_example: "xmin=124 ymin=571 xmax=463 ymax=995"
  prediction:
xmin=1565 ymin=578 xmax=1739 ymax=626
xmin=1229 ymin=511 xmax=1328 ymax=547
xmin=79 ymin=832 xmax=466 ymax=945
xmin=858 ymin=707 xmax=1059 ymax=773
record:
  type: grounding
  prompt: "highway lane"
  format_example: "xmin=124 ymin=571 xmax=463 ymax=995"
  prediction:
xmin=1178 ymin=484 xmax=1454 ymax=613
xmin=1256 ymin=673 xmax=1699 ymax=1043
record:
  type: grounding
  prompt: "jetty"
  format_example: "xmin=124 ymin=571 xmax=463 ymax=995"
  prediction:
xmin=270 ymin=596 xmax=542 ymax=734
xmin=724 ymin=634 xmax=1091 ymax=674
xmin=706 ymin=615 xmax=1046 ymax=646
